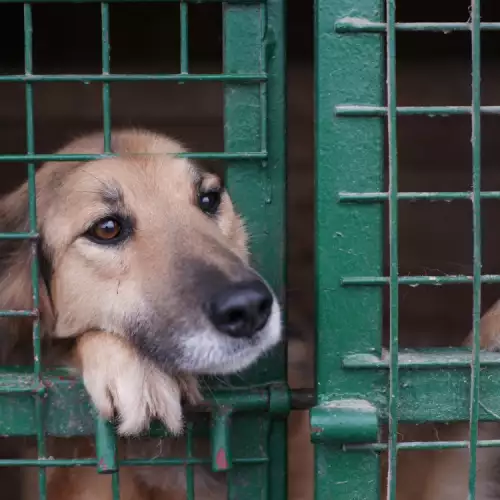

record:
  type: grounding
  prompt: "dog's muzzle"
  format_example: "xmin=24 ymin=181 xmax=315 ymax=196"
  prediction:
xmin=204 ymin=280 xmax=273 ymax=339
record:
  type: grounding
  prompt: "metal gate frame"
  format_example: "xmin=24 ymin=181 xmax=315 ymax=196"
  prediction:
xmin=313 ymin=0 xmax=500 ymax=499
xmin=0 ymin=1 xmax=288 ymax=499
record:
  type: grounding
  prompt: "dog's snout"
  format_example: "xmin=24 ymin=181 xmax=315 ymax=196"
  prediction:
xmin=207 ymin=281 xmax=273 ymax=338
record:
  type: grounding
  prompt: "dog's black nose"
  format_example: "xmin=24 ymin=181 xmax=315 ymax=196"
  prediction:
xmin=207 ymin=281 xmax=273 ymax=338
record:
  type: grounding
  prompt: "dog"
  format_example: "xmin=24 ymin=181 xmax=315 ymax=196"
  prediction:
xmin=380 ymin=298 xmax=500 ymax=500
xmin=0 ymin=128 xmax=284 ymax=499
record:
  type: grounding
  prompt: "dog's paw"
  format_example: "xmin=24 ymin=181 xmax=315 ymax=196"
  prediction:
xmin=74 ymin=331 xmax=201 ymax=436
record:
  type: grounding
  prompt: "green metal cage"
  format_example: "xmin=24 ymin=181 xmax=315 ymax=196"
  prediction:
xmin=314 ymin=0 xmax=500 ymax=499
xmin=0 ymin=1 xmax=289 ymax=499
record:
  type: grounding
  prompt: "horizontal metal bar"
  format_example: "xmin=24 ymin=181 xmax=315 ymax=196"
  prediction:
xmin=0 ymin=0 xmax=264 ymax=3
xmin=121 ymin=457 xmax=267 ymax=466
xmin=335 ymin=105 xmax=500 ymax=116
xmin=0 ymin=372 xmax=305 ymax=436
xmin=0 ymin=232 xmax=38 ymax=240
xmin=343 ymin=350 xmax=500 ymax=370
xmin=0 ymin=310 xmax=38 ymax=318
xmin=346 ymin=440 xmax=500 ymax=452
xmin=0 ymin=456 xmax=267 ymax=467
xmin=342 ymin=275 xmax=500 ymax=286
xmin=0 ymin=73 xmax=266 ymax=83
xmin=336 ymin=353 xmax=500 ymax=422
xmin=335 ymin=20 xmax=500 ymax=33
xmin=339 ymin=191 xmax=500 ymax=202
xmin=0 ymin=152 xmax=267 ymax=163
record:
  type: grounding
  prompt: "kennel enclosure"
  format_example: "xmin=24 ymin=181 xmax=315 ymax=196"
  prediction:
xmin=0 ymin=0 xmax=289 ymax=499
xmin=315 ymin=0 xmax=500 ymax=499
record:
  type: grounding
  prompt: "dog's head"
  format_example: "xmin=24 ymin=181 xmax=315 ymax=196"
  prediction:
xmin=0 ymin=129 xmax=281 ymax=374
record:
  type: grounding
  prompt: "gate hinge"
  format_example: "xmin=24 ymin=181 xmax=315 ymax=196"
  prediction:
xmin=310 ymin=399 xmax=378 ymax=444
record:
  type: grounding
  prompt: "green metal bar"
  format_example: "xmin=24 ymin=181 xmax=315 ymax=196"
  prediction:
xmin=343 ymin=350 xmax=500 ymax=369
xmin=24 ymin=4 xmax=47 ymax=498
xmin=0 ymin=232 xmax=38 ymax=239
xmin=339 ymin=191 xmax=500 ymax=201
xmin=180 ymin=0 xmax=189 ymax=74
xmin=223 ymin=3 xmax=286 ymax=496
xmin=0 ymin=456 xmax=268 ymax=467
xmin=101 ymin=2 xmax=112 ymax=151
xmin=335 ymin=21 xmax=500 ymax=32
xmin=342 ymin=275 xmax=500 ymax=285
xmin=261 ymin=2 xmax=287 ymax=499
xmin=122 ymin=456 xmax=268 ymax=466
xmin=259 ymin=2 xmax=268 ymax=158
xmin=348 ymin=440 xmax=500 ymax=452
xmin=185 ymin=423 xmax=195 ymax=500
xmin=111 ymin=472 xmax=120 ymax=500
xmin=0 ymin=73 xmax=266 ymax=83
xmin=211 ymin=408 xmax=233 ymax=472
xmin=385 ymin=0 xmax=399 ymax=497
xmin=335 ymin=105 xmax=500 ymax=116
xmin=0 ymin=152 xmax=267 ymax=162
xmin=227 ymin=416 xmax=270 ymax=500
xmin=95 ymin=419 xmax=117 ymax=473
xmin=223 ymin=0 xmax=285 ymax=386
xmin=0 ymin=310 xmax=38 ymax=317
xmin=4 ymin=0 xmax=264 ymax=2
xmin=315 ymin=0 xmax=384 ymax=498
xmin=469 ymin=1 xmax=482 ymax=498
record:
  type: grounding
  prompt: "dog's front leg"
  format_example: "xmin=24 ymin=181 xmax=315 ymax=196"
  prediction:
xmin=73 ymin=331 xmax=201 ymax=436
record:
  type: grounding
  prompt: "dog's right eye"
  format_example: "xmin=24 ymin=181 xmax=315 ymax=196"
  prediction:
xmin=85 ymin=217 xmax=127 ymax=244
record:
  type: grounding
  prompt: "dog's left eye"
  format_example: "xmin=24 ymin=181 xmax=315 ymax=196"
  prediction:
xmin=198 ymin=189 xmax=221 ymax=215
xmin=85 ymin=217 xmax=125 ymax=244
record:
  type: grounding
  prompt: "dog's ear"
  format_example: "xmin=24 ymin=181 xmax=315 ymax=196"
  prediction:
xmin=0 ymin=182 xmax=55 ymax=359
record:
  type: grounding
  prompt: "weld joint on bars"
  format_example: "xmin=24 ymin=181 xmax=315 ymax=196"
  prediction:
xmin=0 ymin=152 xmax=267 ymax=163
xmin=334 ymin=20 xmax=500 ymax=33
xmin=0 ymin=73 xmax=267 ymax=83
xmin=341 ymin=275 xmax=500 ymax=286
xmin=338 ymin=191 xmax=500 ymax=202
xmin=335 ymin=105 xmax=500 ymax=116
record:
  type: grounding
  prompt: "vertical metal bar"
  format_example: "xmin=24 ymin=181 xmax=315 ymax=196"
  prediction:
xmin=314 ymin=0 xmax=384 ymax=497
xmin=101 ymin=2 xmax=111 ymax=152
xmin=223 ymin=0 xmax=284 ymax=384
xmin=469 ymin=1 xmax=482 ymax=498
xmin=385 ymin=0 xmax=399 ymax=498
xmin=223 ymin=2 xmax=286 ymax=497
xmin=186 ymin=424 xmax=195 ymax=500
xmin=259 ymin=1 xmax=268 ymax=157
xmin=261 ymin=2 xmax=286 ymax=499
xmin=180 ymin=0 xmax=189 ymax=74
xmin=111 ymin=472 xmax=120 ymax=500
xmin=100 ymin=6 xmax=118 ymax=496
xmin=24 ymin=4 xmax=47 ymax=498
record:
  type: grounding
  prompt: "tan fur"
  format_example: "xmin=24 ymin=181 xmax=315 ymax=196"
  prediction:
xmin=0 ymin=129 xmax=284 ymax=499
xmin=384 ymin=298 xmax=500 ymax=500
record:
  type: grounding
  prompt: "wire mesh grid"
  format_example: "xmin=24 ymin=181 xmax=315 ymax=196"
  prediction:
xmin=0 ymin=0 xmax=286 ymax=499
xmin=315 ymin=0 xmax=500 ymax=499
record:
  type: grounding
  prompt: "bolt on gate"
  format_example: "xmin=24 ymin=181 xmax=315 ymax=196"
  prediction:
xmin=314 ymin=0 xmax=500 ymax=499
xmin=0 ymin=0 xmax=290 ymax=499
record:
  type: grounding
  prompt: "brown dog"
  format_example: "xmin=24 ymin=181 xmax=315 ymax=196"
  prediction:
xmin=0 ymin=128 xmax=284 ymax=499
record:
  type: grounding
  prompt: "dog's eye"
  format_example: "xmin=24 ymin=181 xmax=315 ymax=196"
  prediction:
xmin=86 ymin=217 xmax=123 ymax=243
xmin=198 ymin=189 xmax=221 ymax=215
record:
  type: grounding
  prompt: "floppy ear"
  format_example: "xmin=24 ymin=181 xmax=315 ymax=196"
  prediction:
xmin=0 ymin=182 xmax=55 ymax=362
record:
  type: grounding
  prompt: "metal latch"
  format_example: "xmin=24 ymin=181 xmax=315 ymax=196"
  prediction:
xmin=310 ymin=399 xmax=379 ymax=444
